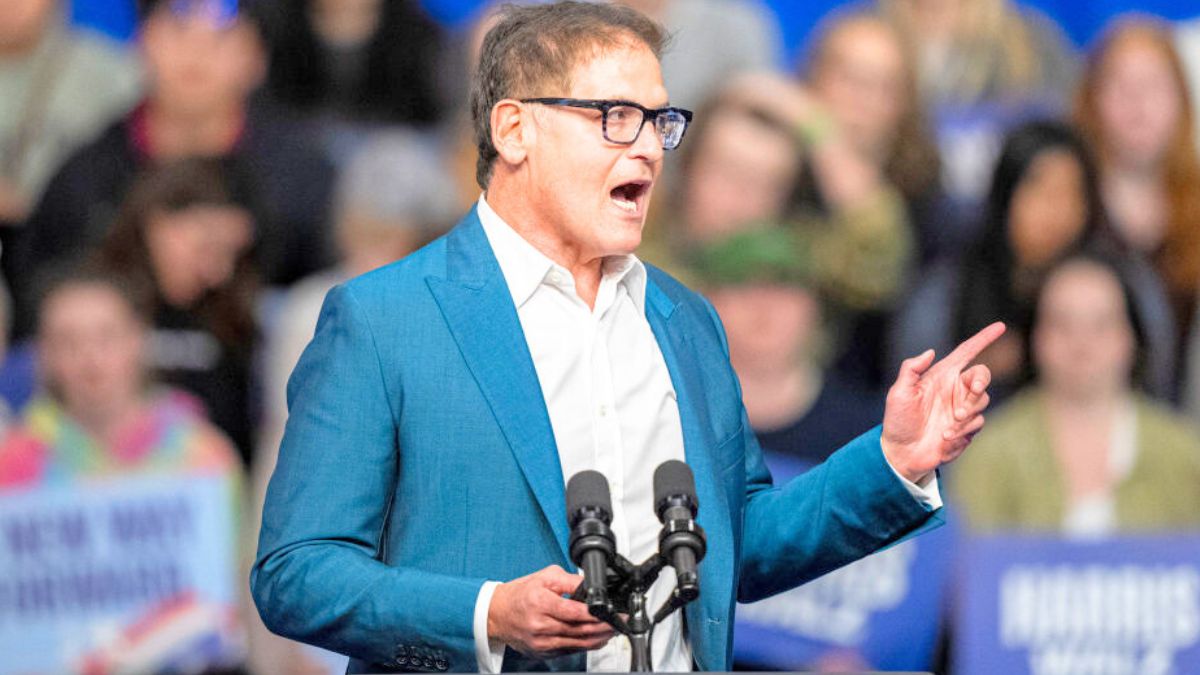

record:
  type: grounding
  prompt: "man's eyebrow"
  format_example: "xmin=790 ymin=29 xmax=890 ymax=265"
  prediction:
xmin=609 ymin=98 xmax=673 ymax=109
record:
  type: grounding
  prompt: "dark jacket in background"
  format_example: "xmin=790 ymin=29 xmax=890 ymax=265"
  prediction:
xmin=10 ymin=97 xmax=334 ymax=336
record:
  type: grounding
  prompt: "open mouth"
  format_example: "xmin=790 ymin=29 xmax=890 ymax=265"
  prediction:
xmin=610 ymin=180 xmax=650 ymax=215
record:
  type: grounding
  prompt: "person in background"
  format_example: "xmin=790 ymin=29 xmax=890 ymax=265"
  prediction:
xmin=0 ymin=265 xmax=238 ymax=486
xmin=10 ymin=0 xmax=333 ymax=336
xmin=693 ymin=226 xmax=884 ymax=468
xmin=1075 ymin=17 xmax=1200 ymax=385
xmin=264 ymin=0 xmax=444 ymax=125
xmin=877 ymin=0 xmax=1078 ymax=219
xmin=653 ymin=69 xmax=915 ymax=389
xmin=93 ymin=157 xmax=258 ymax=467
xmin=652 ymin=72 xmax=913 ymax=313
xmin=614 ymin=0 xmax=783 ymax=111
xmin=797 ymin=9 xmax=942 ymax=385
xmin=0 ymin=0 xmax=141 ymax=295
xmin=801 ymin=9 xmax=947 ymax=265
xmin=261 ymin=0 xmax=445 ymax=163
xmin=0 ymin=265 xmax=247 ymax=672
xmin=951 ymin=250 xmax=1200 ymax=536
xmin=877 ymin=0 xmax=1076 ymax=110
xmin=890 ymin=119 xmax=1177 ymax=403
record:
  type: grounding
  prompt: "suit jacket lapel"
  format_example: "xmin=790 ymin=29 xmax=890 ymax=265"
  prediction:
xmin=644 ymin=276 xmax=733 ymax=671
xmin=426 ymin=209 xmax=571 ymax=563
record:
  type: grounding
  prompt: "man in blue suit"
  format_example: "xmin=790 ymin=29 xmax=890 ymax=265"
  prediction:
xmin=251 ymin=2 xmax=1003 ymax=672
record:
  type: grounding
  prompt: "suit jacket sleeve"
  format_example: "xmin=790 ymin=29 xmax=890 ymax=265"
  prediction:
xmin=695 ymin=299 xmax=941 ymax=604
xmin=250 ymin=284 xmax=484 ymax=668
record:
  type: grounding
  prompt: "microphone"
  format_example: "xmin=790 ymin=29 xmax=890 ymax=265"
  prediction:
xmin=566 ymin=470 xmax=616 ymax=611
xmin=653 ymin=460 xmax=706 ymax=602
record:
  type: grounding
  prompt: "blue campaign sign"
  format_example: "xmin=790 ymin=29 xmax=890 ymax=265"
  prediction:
xmin=0 ymin=475 xmax=243 ymax=674
xmin=956 ymin=535 xmax=1200 ymax=675
xmin=732 ymin=452 xmax=955 ymax=670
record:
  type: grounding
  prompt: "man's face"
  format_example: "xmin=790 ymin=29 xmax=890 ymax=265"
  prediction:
xmin=521 ymin=42 xmax=668 ymax=261
xmin=141 ymin=5 xmax=263 ymax=115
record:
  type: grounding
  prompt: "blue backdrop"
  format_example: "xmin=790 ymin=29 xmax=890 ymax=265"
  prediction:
xmin=73 ymin=0 xmax=1200 ymax=56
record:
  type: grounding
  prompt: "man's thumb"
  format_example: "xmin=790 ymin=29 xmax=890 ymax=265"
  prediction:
xmin=540 ymin=565 xmax=583 ymax=595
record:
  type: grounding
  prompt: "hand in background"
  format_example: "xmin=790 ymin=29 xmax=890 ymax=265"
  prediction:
xmin=882 ymin=322 xmax=1007 ymax=483
xmin=488 ymin=565 xmax=615 ymax=658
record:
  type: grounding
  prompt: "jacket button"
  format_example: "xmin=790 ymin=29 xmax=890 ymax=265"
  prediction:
xmin=435 ymin=659 xmax=448 ymax=671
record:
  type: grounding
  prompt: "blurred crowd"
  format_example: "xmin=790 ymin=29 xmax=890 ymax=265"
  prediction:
xmin=1 ymin=0 xmax=1199 ymax=673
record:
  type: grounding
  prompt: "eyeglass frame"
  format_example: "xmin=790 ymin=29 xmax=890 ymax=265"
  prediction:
xmin=518 ymin=97 xmax=693 ymax=150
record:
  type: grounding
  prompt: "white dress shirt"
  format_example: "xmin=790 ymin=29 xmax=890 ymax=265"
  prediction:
xmin=473 ymin=195 xmax=692 ymax=672
xmin=470 ymin=194 xmax=940 ymax=672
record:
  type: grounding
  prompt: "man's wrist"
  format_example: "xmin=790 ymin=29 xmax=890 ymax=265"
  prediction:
xmin=474 ymin=581 xmax=506 ymax=672
xmin=880 ymin=436 xmax=930 ymax=484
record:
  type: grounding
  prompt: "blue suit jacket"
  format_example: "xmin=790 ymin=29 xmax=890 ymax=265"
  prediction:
xmin=251 ymin=208 xmax=940 ymax=672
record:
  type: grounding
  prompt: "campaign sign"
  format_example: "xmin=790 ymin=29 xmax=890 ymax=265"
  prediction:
xmin=732 ymin=452 xmax=954 ymax=670
xmin=956 ymin=535 xmax=1200 ymax=675
xmin=0 ymin=476 xmax=242 ymax=674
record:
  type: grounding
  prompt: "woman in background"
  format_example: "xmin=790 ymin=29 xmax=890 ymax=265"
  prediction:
xmin=0 ymin=266 xmax=236 ymax=487
xmin=802 ymin=9 xmax=947 ymax=264
xmin=878 ymin=0 xmax=1076 ymax=109
xmin=94 ymin=158 xmax=259 ymax=465
xmin=890 ymin=119 xmax=1176 ymax=402
xmin=1076 ymin=17 xmax=1200 ymax=384
xmin=951 ymin=251 xmax=1200 ymax=535
xmin=0 ymin=265 xmax=246 ymax=672
xmin=650 ymin=68 xmax=915 ymax=388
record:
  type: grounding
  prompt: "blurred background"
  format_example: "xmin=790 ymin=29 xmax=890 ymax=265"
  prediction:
xmin=1 ymin=0 xmax=1199 ymax=673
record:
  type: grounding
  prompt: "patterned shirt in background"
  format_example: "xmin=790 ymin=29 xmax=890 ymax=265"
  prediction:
xmin=0 ymin=389 xmax=238 ymax=488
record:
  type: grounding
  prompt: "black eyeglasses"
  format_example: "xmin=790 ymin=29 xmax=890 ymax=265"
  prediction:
xmin=520 ymin=98 xmax=693 ymax=150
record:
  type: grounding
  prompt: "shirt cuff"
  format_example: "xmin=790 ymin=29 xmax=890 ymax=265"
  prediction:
xmin=884 ymin=456 xmax=943 ymax=511
xmin=474 ymin=581 xmax=506 ymax=673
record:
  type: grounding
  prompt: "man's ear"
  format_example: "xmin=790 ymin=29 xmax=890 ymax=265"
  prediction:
xmin=491 ymin=100 xmax=530 ymax=168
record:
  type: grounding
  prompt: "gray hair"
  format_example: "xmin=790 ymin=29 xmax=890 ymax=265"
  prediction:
xmin=336 ymin=130 xmax=461 ymax=235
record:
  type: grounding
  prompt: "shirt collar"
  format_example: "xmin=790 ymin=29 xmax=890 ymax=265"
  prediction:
xmin=476 ymin=194 xmax=647 ymax=314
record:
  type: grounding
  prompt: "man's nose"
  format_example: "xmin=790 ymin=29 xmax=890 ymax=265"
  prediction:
xmin=629 ymin=117 xmax=665 ymax=161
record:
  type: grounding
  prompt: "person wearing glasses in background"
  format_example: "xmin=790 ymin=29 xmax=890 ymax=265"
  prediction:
xmin=251 ymin=3 xmax=1005 ymax=673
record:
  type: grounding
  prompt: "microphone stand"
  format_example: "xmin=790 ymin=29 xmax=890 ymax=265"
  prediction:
xmin=572 ymin=549 xmax=700 ymax=672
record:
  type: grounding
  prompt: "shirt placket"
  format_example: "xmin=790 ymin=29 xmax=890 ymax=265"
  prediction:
xmin=589 ymin=278 xmax=635 ymax=671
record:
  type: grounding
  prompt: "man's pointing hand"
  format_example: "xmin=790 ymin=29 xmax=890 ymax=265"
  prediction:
xmin=881 ymin=322 xmax=1007 ymax=484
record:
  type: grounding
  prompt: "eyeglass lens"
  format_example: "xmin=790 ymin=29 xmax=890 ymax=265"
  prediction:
xmin=605 ymin=105 xmax=687 ymax=149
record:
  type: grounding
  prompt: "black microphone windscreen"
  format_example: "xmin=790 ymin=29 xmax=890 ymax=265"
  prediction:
xmin=566 ymin=470 xmax=612 ymax=517
xmin=653 ymin=460 xmax=696 ymax=505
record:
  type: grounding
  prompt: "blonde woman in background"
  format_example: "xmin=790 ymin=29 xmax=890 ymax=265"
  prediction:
xmin=878 ymin=0 xmax=1077 ymax=108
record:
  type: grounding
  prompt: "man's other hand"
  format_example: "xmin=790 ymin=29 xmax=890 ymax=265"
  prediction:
xmin=487 ymin=565 xmax=615 ymax=658
xmin=882 ymin=322 xmax=1007 ymax=484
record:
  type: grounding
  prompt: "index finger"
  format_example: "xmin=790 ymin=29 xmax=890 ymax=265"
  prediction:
xmin=943 ymin=322 xmax=1006 ymax=370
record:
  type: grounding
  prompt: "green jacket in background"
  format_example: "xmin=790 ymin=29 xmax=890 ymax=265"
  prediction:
xmin=950 ymin=388 xmax=1200 ymax=533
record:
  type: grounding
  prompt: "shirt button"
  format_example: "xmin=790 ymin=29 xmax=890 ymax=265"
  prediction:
xmin=599 ymin=405 xmax=608 ymax=416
